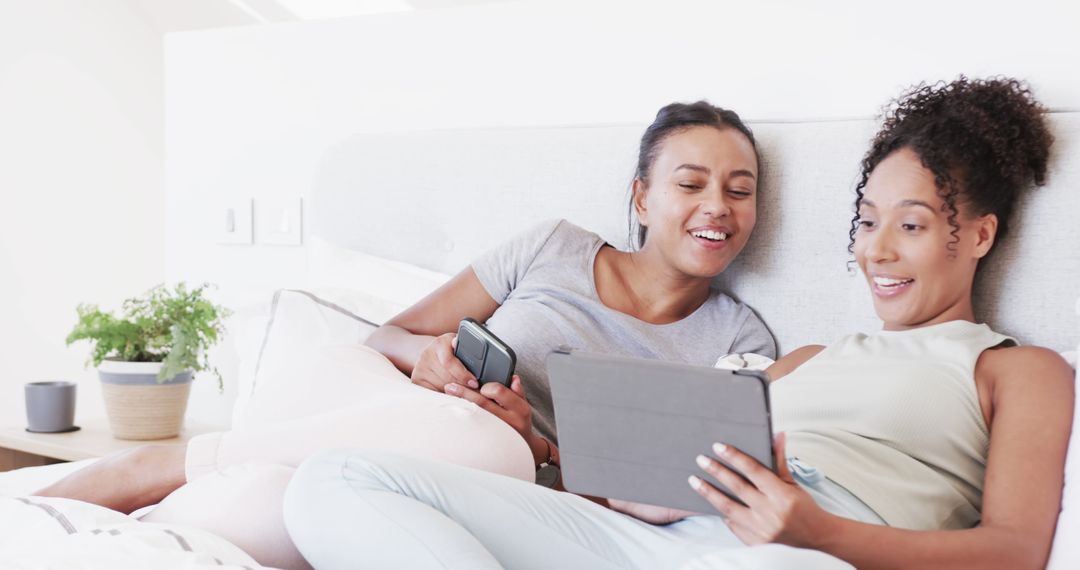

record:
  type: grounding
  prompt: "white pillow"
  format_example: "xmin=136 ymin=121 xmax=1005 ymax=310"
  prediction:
xmin=306 ymin=234 xmax=451 ymax=318
xmin=1046 ymin=300 xmax=1079 ymax=570
xmin=232 ymin=288 xmax=380 ymax=427
xmin=230 ymin=241 xmax=451 ymax=426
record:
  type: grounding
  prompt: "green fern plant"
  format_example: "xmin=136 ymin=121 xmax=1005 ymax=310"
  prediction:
xmin=66 ymin=282 xmax=231 ymax=389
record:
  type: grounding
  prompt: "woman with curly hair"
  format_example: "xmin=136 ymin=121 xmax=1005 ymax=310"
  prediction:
xmin=281 ymin=77 xmax=1073 ymax=570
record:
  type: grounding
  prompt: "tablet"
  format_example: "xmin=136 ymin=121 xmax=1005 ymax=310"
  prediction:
xmin=546 ymin=349 xmax=775 ymax=513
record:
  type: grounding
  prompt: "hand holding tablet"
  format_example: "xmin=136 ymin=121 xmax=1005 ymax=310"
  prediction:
xmin=547 ymin=349 xmax=775 ymax=513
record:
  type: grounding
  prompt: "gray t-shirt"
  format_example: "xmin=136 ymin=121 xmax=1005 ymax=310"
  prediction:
xmin=472 ymin=219 xmax=777 ymax=443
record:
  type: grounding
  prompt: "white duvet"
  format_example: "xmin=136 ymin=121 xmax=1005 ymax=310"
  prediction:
xmin=0 ymin=495 xmax=264 ymax=569
xmin=0 ymin=463 xmax=266 ymax=569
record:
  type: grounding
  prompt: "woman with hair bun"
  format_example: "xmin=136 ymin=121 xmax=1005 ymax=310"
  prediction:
xmin=38 ymin=101 xmax=776 ymax=569
xmin=283 ymin=77 xmax=1073 ymax=570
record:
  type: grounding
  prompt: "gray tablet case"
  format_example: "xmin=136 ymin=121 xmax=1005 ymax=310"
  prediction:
xmin=546 ymin=349 xmax=774 ymax=513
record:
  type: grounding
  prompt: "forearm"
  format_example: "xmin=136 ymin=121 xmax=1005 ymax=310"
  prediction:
xmin=364 ymin=325 xmax=434 ymax=375
xmin=816 ymin=516 xmax=1048 ymax=570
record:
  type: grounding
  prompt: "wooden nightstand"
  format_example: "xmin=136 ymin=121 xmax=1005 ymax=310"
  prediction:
xmin=0 ymin=417 xmax=216 ymax=472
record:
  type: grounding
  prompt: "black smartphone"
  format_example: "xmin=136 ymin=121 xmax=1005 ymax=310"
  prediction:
xmin=454 ymin=317 xmax=517 ymax=386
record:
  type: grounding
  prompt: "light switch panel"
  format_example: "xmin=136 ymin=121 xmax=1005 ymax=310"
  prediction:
xmin=256 ymin=197 xmax=303 ymax=246
xmin=215 ymin=198 xmax=253 ymax=245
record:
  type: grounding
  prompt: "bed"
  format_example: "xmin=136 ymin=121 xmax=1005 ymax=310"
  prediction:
xmin=2 ymin=114 xmax=1078 ymax=569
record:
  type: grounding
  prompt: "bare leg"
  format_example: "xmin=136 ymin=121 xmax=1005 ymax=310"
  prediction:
xmin=34 ymin=444 xmax=187 ymax=514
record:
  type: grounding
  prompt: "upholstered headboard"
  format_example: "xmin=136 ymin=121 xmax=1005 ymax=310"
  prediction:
xmin=310 ymin=115 xmax=1080 ymax=353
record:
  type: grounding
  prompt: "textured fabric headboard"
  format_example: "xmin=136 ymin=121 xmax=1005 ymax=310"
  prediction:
xmin=311 ymin=115 xmax=1080 ymax=353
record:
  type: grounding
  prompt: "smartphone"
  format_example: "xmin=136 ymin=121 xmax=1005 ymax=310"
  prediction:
xmin=454 ymin=318 xmax=516 ymax=387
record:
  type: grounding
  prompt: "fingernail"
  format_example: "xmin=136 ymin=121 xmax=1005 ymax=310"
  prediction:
xmin=688 ymin=475 xmax=703 ymax=490
xmin=695 ymin=454 xmax=711 ymax=469
xmin=713 ymin=442 xmax=727 ymax=455
xmin=445 ymin=383 xmax=461 ymax=394
xmin=467 ymin=379 xmax=479 ymax=389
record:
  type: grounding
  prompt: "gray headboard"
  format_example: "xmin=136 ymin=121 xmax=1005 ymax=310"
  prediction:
xmin=311 ymin=115 xmax=1080 ymax=353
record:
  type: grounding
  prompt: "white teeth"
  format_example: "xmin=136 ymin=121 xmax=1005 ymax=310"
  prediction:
xmin=692 ymin=230 xmax=728 ymax=241
xmin=873 ymin=277 xmax=914 ymax=287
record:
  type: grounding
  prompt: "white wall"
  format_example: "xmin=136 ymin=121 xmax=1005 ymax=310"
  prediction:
xmin=164 ymin=0 xmax=1080 ymax=289
xmin=0 ymin=1 xmax=167 ymax=425
xmin=164 ymin=0 xmax=1080 ymax=425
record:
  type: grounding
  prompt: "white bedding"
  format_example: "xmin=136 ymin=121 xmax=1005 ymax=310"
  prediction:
xmin=0 ymin=459 xmax=98 ymax=498
xmin=0 ymin=463 xmax=267 ymax=568
xmin=0 ymin=496 xmax=262 ymax=569
xmin=679 ymin=546 xmax=854 ymax=570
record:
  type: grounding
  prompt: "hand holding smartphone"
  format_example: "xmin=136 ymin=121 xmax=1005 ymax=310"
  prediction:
xmin=454 ymin=318 xmax=516 ymax=387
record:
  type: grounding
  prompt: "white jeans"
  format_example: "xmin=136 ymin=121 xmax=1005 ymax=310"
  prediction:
xmin=283 ymin=449 xmax=880 ymax=570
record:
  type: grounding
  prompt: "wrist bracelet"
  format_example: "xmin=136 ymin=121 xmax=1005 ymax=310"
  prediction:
xmin=536 ymin=437 xmax=558 ymax=469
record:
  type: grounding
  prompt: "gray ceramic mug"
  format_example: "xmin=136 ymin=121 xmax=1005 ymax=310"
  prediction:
xmin=25 ymin=381 xmax=77 ymax=433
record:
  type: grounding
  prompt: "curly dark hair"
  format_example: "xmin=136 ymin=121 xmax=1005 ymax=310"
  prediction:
xmin=848 ymin=77 xmax=1053 ymax=257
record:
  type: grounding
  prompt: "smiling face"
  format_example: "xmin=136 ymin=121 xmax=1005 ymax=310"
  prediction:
xmin=854 ymin=148 xmax=998 ymax=330
xmin=633 ymin=125 xmax=758 ymax=280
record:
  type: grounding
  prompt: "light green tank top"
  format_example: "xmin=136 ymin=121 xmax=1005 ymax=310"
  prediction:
xmin=771 ymin=320 xmax=1015 ymax=530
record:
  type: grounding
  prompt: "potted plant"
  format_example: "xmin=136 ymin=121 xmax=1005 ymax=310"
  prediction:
xmin=66 ymin=282 xmax=230 ymax=440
